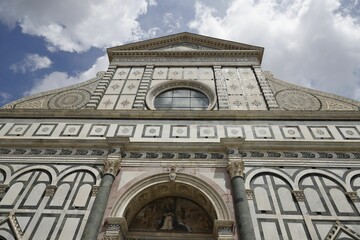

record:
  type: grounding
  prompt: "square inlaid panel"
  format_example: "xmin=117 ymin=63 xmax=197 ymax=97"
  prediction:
xmin=33 ymin=124 xmax=57 ymax=136
xmin=142 ymin=125 xmax=162 ymax=138
xmin=116 ymin=125 xmax=136 ymax=137
xmin=280 ymin=126 xmax=304 ymax=139
xmin=336 ymin=126 xmax=360 ymax=140
xmin=170 ymin=125 xmax=190 ymax=138
xmin=197 ymin=126 xmax=217 ymax=138
xmin=253 ymin=126 xmax=274 ymax=139
xmin=60 ymin=124 xmax=83 ymax=137
xmin=225 ymin=126 xmax=244 ymax=138
xmin=308 ymin=126 xmax=334 ymax=139
xmin=88 ymin=124 xmax=109 ymax=137
xmin=6 ymin=124 xmax=31 ymax=136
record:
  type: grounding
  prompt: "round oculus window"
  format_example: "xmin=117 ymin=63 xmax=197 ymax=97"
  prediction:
xmin=154 ymin=88 xmax=209 ymax=110
xmin=146 ymin=80 xmax=216 ymax=110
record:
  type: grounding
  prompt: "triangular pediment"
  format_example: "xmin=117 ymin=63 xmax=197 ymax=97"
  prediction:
xmin=108 ymin=32 xmax=263 ymax=51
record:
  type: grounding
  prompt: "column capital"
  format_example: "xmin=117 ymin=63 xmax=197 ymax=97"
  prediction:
xmin=227 ymin=160 xmax=245 ymax=179
xmin=103 ymin=154 xmax=122 ymax=177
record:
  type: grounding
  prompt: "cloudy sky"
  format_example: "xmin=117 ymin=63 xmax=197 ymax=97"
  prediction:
xmin=0 ymin=0 xmax=359 ymax=106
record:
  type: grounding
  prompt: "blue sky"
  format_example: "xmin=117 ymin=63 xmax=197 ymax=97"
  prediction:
xmin=0 ymin=0 xmax=359 ymax=107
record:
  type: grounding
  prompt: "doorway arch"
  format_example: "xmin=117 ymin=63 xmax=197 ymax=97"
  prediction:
xmin=109 ymin=172 xmax=233 ymax=239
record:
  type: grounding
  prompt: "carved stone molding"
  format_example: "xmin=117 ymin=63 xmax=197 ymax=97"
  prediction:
xmin=9 ymin=213 xmax=23 ymax=239
xmin=214 ymin=220 xmax=234 ymax=240
xmin=227 ymin=160 xmax=245 ymax=179
xmin=246 ymin=189 xmax=254 ymax=200
xmin=325 ymin=220 xmax=360 ymax=240
xmin=45 ymin=185 xmax=57 ymax=197
xmin=346 ymin=191 xmax=360 ymax=202
xmin=292 ymin=190 xmax=305 ymax=202
xmin=103 ymin=154 xmax=122 ymax=177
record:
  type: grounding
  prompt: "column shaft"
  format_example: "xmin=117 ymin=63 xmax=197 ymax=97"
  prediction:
xmin=231 ymin=176 xmax=256 ymax=240
xmin=81 ymin=174 xmax=115 ymax=240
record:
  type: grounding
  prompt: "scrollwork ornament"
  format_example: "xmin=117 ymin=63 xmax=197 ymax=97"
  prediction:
xmin=227 ymin=160 xmax=245 ymax=179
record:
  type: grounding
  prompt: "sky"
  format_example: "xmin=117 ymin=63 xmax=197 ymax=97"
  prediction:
xmin=0 ymin=0 xmax=359 ymax=107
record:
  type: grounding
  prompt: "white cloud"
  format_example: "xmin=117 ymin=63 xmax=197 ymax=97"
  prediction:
xmin=10 ymin=53 xmax=52 ymax=73
xmin=0 ymin=92 xmax=12 ymax=105
xmin=189 ymin=0 xmax=360 ymax=101
xmin=0 ymin=0 xmax=156 ymax=52
xmin=163 ymin=13 xmax=183 ymax=33
xmin=25 ymin=55 xmax=108 ymax=96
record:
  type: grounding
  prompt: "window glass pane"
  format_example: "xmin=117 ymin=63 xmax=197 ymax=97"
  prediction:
xmin=173 ymin=89 xmax=191 ymax=97
xmin=154 ymin=88 xmax=209 ymax=110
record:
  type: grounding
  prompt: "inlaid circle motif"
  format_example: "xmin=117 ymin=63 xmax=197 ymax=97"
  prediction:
xmin=176 ymin=129 xmax=184 ymax=134
xmin=149 ymin=128 xmax=157 ymax=134
xmin=122 ymin=128 xmax=130 ymax=133
xmin=231 ymin=129 xmax=239 ymax=135
xmin=287 ymin=130 xmax=296 ymax=135
xmin=48 ymin=90 xmax=91 ymax=109
xmin=275 ymin=90 xmax=321 ymax=110
xmin=346 ymin=130 xmax=355 ymax=136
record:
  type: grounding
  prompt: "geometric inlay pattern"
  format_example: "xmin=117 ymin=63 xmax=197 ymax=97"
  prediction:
xmin=116 ymin=125 xmax=136 ymax=137
xmin=275 ymin=90 xmax=321 ymax=110
xmin=336 ymin=126 xmax=360 ymax=140
xmin=197 ymin=126 xmax=217 ymax=138
xmin=5 ymin=124 xmax=31 ymax=136
xmin=280 ymin=126 xmax=304 ymax=139
xmin=48 ymin=90 xmax=91 ymax=109
xmin=225 ymin=126 xmax=244 ymax=138
xmin=170 ymin=125 xmax=190 ymax=138
xmin=308 ymin=126 xmax=334 ymax=139
xmin=88 ymin=124 xmax=109 ymax=137
xmin=60 ymin=124 xmax=83 ymax=137
xmin=253 ymin=126 xmax=274 ymax=139
xmin=33 ymin=124 xmax=57 ymax=136
xmin=142 ymin=125 xmax=162 ymax=138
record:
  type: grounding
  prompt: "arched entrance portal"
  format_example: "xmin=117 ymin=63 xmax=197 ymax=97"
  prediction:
xmin=108 ymin=173 xmax=234 ymax=240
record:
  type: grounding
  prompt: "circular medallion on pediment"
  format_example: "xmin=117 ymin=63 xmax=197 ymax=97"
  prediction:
xmin=48 ymin=89 xmax=91 ymax=109
xmin=275 ymin=90 xmax=321 ymax=110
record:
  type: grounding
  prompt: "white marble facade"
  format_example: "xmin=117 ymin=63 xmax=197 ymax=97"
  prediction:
xmin=1 ymin=33 xmax=360 ymax=240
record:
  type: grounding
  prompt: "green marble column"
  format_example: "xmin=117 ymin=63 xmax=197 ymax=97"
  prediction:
xmin=81 ymin=154 xmax=121 ymax=240
xmin=228 ymin=160 xmax=256 ymax=240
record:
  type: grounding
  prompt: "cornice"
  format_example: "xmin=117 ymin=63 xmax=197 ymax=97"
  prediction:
xmin=0 ymin=138 xmax=358 ymax=152
xmin=0 ymin=109 xmax=359 ymax=120
xmin=108 ymin=50 xmax=263 ymax=63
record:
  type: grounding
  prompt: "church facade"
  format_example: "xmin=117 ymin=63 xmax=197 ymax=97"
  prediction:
xmin=0 ymin=32 xmax=360 ymax=240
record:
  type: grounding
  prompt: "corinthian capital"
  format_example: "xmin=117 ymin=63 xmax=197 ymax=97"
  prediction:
xmin=227 ymin=160 xmax=245 ymax=179
xmin=103 ymin=154 xmax=122 ymax=177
